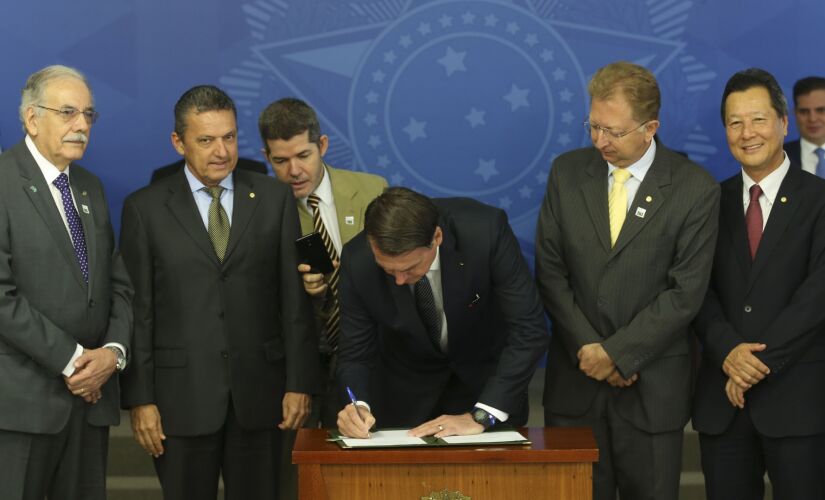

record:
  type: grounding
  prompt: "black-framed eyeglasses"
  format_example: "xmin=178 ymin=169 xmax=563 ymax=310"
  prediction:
xmin=584 ymin=120 xmax=648 ymax=140
xmin=36 ymin=105 xmax=99 ymax=125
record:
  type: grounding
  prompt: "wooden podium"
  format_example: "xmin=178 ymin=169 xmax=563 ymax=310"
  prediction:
xmin=293 ymin=427 xmax=597 ymax=499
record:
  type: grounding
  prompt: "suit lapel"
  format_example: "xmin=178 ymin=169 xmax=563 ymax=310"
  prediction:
xmin=610 ymin=153 xmax=670 ymax=256
xmin=166 ymin=171 xmax=220 ymax=265
xmin=14 ymin=144 xmax=87 ymax=289
xmin=438 ymin=224 xmax=472 ymax=356
xmin=223 ymin=171 xmax=258 ymax=262
xmin=580 ymin=155 xmax=611 ymax=252
xmin=71 ymin=173 xmax=97 ymax=298
xmin=748 ymin=167 xmax=802 ymax=290
xmin=329 ymin=166 xmax=361 ymax=244
xmin=720 ymin=176 xmax=752 ymax=280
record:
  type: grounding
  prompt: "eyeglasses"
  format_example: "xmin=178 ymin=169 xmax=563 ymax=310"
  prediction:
xmin=36 ymin=105 xmax=99 ymax=125
xmin=584 ymin=120 xmax=648 ymax=140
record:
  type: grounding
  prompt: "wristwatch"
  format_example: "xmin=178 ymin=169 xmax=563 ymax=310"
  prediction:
xmin=105 ymin=346 xmax=127 ymax=372
xmin=471 ymin=407 xmax=497 ymax=430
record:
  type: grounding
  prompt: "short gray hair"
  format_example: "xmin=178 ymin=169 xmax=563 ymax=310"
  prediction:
xmin=19 ymin=65 xmax=92 ymax=132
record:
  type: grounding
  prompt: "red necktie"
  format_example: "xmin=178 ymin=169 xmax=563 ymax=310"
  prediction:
xmin=745 ymin=184 xmax=763 ymax=260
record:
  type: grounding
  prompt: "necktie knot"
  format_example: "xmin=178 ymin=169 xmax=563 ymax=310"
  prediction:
xmin=749 ymin=184 xmax=763 ymax=203
xmin=613 ymin=168 xmax=631 ymax=185
xmin=53 ymin=172 xmax=70 ymax=191
xmin=206 ymin=185 xmax=224 ymax=200
xmin=307 ymin=194 xmax=321 ymax=212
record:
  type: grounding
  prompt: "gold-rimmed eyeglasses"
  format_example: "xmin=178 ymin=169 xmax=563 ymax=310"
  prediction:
xmin=36 ymin=105 xmax=99 ymax=125
xmin=584 ymin=120 xmax=648 ymax=140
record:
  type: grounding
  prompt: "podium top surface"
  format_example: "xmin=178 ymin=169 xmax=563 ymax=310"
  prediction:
xmin=293 ymin=427 xmax=598 ymax=465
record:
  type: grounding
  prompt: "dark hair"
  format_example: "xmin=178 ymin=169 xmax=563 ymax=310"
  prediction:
xmin=174 ymin=85 xmax=236 ymax=137
xmin=258 ymin=97 xmax=322 ymax=153
xmin=720 ymin=68 xmax=787 ymax=124
xmin=364 ymin=187 xmax=438 ymax=256
xmin=792 ymin=76 xmax=825 ymax=106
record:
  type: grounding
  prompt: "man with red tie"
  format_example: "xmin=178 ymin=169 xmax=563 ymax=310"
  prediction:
xmin=692 ymin=68 xmax=825 ymax=499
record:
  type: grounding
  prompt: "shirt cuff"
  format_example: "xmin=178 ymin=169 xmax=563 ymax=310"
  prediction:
xmin=475 ymin=402 xmax=509 ymax=423
xmin=355 ymin=401 xmax=371 ymax=413
xmin=62 ymin=344 xmax=84 ymax=377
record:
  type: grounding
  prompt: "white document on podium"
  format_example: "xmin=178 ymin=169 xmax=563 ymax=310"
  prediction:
xmin=440 ymin=431 xmax=528 ymax=445
xmin=341 ymin=429 xmax=426 ymax=448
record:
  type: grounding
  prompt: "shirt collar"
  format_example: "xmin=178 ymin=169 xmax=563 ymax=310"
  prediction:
xmin=184 ymin=163 xmax=234 ymax=193
xmin=429 ymin=246 xmax=441 ymax=273
xmin=300 ymin=165 xmax=333 ymax=209
xmin=25 ymin=134 xmax=70 ymax=184
xmin=741 ymin=152 xmax=790 ymax=205
xmin=607 ymin=139 xmax=656 ymax=182
xmin=800 ymin=137 xmax=825 ymax=155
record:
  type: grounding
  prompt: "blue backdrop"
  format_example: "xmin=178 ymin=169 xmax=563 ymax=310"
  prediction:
xmin=0 ymin=0 xmax=820 ymax=253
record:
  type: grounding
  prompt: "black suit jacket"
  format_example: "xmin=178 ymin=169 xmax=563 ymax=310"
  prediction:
xmin=150 ymin=157 xmax=268 ymax=184
xmin=0 ymin=141 xmax=133 ymax=433
xmin=784 ymin=139 xmax=802 ymax=169
xmin=336 ymin=198 xmax=549 ymax=427
xmin=692 ymin=166 xmax=825 ymax=437
xmin=119 ymin=168 xmax=318 ymax=435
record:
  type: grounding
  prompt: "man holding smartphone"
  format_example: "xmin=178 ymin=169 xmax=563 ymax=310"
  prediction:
xmin=259 ymin=97 xmax=387 ymax=499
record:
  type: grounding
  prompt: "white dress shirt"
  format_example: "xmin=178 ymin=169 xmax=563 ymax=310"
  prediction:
xmin=184 ymin=164 xmax=234 ymax=228
xmin=299 ymin=166 xmax=343 ymax=255
xmin=798 ymin=137 xmax=825 ymax=175
xmin=607 ymin=139 xmax=657 ymax=211
xmin=741 ymin=154 xmax=791 ymax=230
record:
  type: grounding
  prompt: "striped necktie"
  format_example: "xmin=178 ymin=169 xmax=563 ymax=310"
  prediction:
xmin=307 ymin=194 xmax=340 ymax=350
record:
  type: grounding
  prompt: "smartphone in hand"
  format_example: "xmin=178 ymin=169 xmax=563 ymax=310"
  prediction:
xmin=295 ymin=232 xmax=335 ymax=274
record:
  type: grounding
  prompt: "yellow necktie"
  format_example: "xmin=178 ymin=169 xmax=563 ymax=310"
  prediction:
xmin=609 ymin=169 xmax=631 ymax=247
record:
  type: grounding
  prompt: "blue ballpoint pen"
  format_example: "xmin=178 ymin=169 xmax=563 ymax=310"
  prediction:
xmin=345 ymin=386 xmax=370 ymax=438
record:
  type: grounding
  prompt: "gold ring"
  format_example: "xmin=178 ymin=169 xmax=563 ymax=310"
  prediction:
xmin=79 ymin=387 xmax=85 ymax=394
xmin=437 ymin=424 xmax=444 ymax=431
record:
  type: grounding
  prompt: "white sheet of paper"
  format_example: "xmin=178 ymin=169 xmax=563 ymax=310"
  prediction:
xmin=341 ymin=429 xmax=426 ymax=447
xmin=440 ymin=431 xmax=527 ymax=445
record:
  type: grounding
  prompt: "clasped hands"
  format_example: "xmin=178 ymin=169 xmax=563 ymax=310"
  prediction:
xmin=298 ymin=261 xmax=339 ymax=297
xmin=63 ymin=347 xmax=118 ymax=404
xmin=578 ymin=343 xmax=637 ymax=388
xmin=722 ymin=342 xmax=770 ymax=409
xmin=336 ymin=404 xmax=484 ymax=439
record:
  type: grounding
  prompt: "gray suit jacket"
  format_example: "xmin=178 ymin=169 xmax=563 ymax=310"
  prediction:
xmin=0 ymin=140 xmax=133 ymax=434
xmin=536 ymin=143 xmax=719 ymax=433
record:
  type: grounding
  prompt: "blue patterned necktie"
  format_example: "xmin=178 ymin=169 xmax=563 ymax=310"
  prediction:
xmin=53 ymin=173 xmax=88 ymax=283
xmin=815 ymin=147 xmax=825 ymax=178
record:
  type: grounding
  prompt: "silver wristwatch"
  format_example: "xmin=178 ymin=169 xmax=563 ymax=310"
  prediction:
xmin=105 ymin=346 xmax=127 ymax=372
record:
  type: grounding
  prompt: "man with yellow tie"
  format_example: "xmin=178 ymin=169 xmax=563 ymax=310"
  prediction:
xmin=535 ymin=61 xmax=720 ymax=500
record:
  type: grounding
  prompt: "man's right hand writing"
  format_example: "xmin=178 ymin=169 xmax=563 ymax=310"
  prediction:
xmin=131 ymin=404 xmax=166 ymax=458
xmin=337 ymin=403 xmax=375 ymax=439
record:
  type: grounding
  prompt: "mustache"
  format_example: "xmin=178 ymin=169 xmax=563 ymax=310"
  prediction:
xmin=63 ymin=133 xmax=88 ymax=143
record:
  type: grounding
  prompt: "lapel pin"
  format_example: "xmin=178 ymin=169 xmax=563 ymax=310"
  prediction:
xmin=459 ymin=262 xmax=464 ymax=267
xmin=635 ymin=207 xmax=647 ymax=218
xmin=81 ymin=191 xmax=88 ymax=196
xmin=249 ymin=192 xmax=256 ymax=199
xmin=469 ymin=293 xmax=481 ymax=308
xmin=345 ymin=215 xmax=355 ymax=225
xmin=81 ymin=205 xmax=90 ymax=214
xmin=29 ymin=185 xmax=37 ymax=193
xmin=780 ymin=196 xmax=787 ymax=203
xmin=645 ymin=195 xmax=653 ymax=203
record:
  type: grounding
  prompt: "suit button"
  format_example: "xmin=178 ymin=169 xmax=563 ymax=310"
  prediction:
xmin=221 ymin=274 xmax=228 ymax=282
xmin=744 ymin=305 xmax=752 ymax=313
xmin=597 ymin=297 xmax=607 ymax=308
xmin=218 ymin=311 xmax=224 ymax=319
xmin=88 ymin=299 xmax=95 ymax=307
xmin=221 ymin=351 xmax=229 ymax=359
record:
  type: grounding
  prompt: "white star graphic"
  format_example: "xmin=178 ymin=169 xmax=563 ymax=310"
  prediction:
xmin=376 ymin=155 xmax=390 ymax=168
xmin=418 ymin=23 xmax=431 ymax=36
xmin=465 ymin=107 xmax=486 ymax=128
xmin=365 ymin=91 xmax=379 ymax=104
xmin=559 ymin=89 xmax=573 ymax=102
xmin=519 ymin=185 xmax=533 ymax=199
xmin=363 ymin=113 xmax=377 ymax=126
xmin=484 ymin=14 xmax=498 ymax=27
xmin=524 ymin=34 xmax=538 ymax=47
xmin=390 ymin=172 xmax=404 ymax=185
xmin=540 ymin=49 xmax=554 ymax=62
xmin=561 ymin=111 xmax=574 ymax=124
xmin=503 ymin=84 xmax=530 ymax=111
xmin=535 ymin=171 xmax=548 ymax=184
xmin=438 ymin=14 xmax=453 ymax=28
xmin=499 ymin=196 xmax=513 ymax=209
xmin=475 ymin=158 xmax=499 ymax=182
xmin=383 ymin=50 xmax=397 ymax=64
xmin=462 ymin=11 xmax=476 ymax=24
xmin=372 ymin=70 xmax=386 ymax=83
xmin=553 ymin=67 xmax=567 ymax=81
xmin=437 ymin=46 xmax=467 ymax=77
xmin=367 ymin=135 xmax=381 ymax=148
xmin=402 ymin=117 xmax=427 ymax=142
xmin=557 ymin=133 xmax=571 ymax=146
xmin=505 ymin=22 xmax=520 ymax=35
xmin=399 ymin=35 xmax=412 ymax=48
